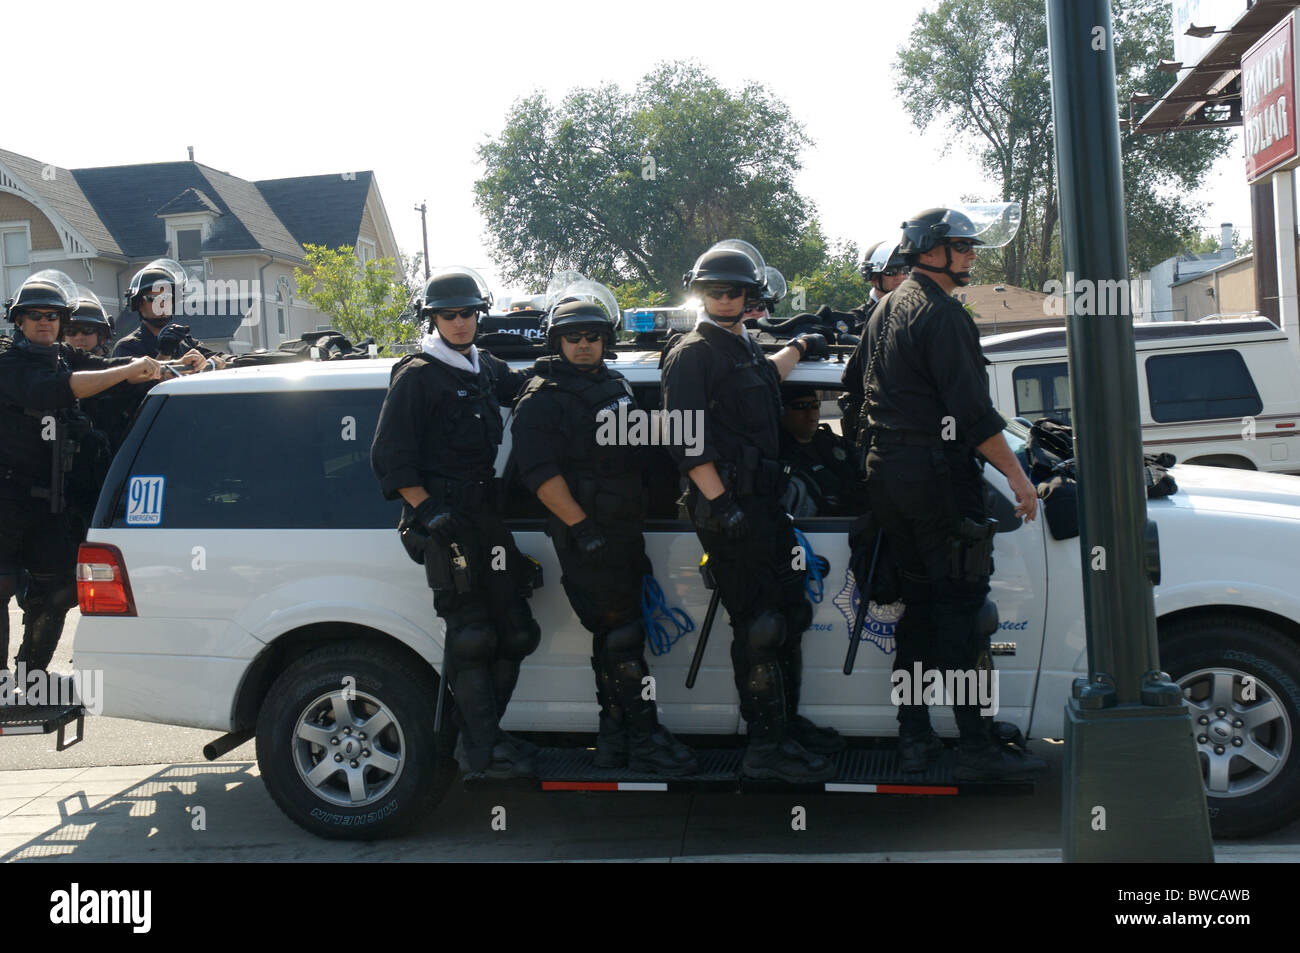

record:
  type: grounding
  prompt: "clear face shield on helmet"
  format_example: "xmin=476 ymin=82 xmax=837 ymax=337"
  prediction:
xmin=543 ymin=270 xmax=589 ymax=313
xmin=941 ymin=203 xmax=1022 ymax=248
xmin=135 ymin=257 xmax=188 ymax=319
xmin=545 ymin=279 xmax=621 ymax=331
xmin=693 ymin=239 xmax=767 ymax=321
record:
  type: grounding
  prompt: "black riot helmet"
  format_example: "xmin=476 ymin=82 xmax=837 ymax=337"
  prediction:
xmin=4 ymin=269 xmax=78 ymax=325
xmin=544 ymin=278 xmax=620 ymax=355
xmin=416 ymin=266 xmax=493 ymax=348
xmin=126 ymin=257 xmax=188 ymax=320
xmin=683 ymin=239 xmax=767 ymax=325
xmin=899 ymin=203 xmax=1021 ymax=286
xmin=861 ymin=241 xmax=909 ymax=284
xmin=71 ymin=287 xmax=114 ymax=332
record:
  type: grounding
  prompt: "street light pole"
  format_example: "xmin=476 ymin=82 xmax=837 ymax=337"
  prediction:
xmin=416 ymin=202 xmax=430 ymax=280
xmin=1045 ymin=0 xmax=1213 ymax=862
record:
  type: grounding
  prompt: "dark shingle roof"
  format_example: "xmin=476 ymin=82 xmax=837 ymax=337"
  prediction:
xmin=0 ymin=148 xmax=123 ymax=257
xmin=255 ymin=172 xmax=372 ymax=251
xmin=71 ymin=161 xmax=306 ymax=262
xmin=155 ymin=188 xmax=222 ymax=217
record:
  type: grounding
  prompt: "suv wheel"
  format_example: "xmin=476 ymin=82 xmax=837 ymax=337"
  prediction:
xmin=256 ymin=641 xmax=455 ymax=839
xmin=1161 ymin=614 xmax=1300 ymax=838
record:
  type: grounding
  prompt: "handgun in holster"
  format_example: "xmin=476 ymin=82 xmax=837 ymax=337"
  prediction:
xmin=448 ymin=543 xmax=473 ymax=594
xmin=948 ymin=517 xmax=999 ymax=583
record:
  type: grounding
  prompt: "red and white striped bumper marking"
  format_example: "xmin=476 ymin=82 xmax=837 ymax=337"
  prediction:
xmin=542 ymin=781 xmax=669 ymax=792
xmin=824 ymin=782 xmax=959 ymax=795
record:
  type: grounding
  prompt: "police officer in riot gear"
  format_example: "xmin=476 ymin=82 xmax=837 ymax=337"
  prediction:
xmin=0 ymin=271 xmax=162 ymax=677
xmin=113 ymin=258 xmax=226 ymax=367
xmin=854 ymin=206 xmax=1046 ymax=779
xmin=371 ymin=266 xmax=541 ymax=779
xmin=839 ymin=241 xmax=912 ymax=448
xmin=661 ymin=239 xmax=841 ymax=783
xmin=512 ymin=280 xmax=697 ymax=775
xmin=778 ymin=385 xmax=867 ymax=518
xmin=743 ymin=266 xmax=787 ymax=324
xmin=64 ymin=288 xmax=115 ymax=357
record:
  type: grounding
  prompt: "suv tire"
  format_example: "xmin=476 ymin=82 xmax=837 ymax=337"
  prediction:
xmin=1161 ymin=614 xmax=1300 ymax=838
xmin=255 ymin=641 xmax=455 ymax=839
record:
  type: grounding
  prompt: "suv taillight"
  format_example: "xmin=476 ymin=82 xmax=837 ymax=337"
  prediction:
xmin=77 ymin=543 xmax=137 ymax=616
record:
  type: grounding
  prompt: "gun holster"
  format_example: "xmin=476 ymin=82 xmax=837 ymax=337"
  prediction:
xmin=516 ymin=552 xmax=544 ymax=597
xmin=948 ymin=517 xmax=998 ymax=583
xmin=397 ymin=513 xmax=428 ymax=565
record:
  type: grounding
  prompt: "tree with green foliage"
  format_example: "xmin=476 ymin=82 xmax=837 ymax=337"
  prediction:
xmin=293 ymin=244 xmax=416 ymax=348
xmin=896 ymin=0 xmax=1232 ymax=289
xmin=783 ymin=243 xmax=871 ymax=316
xmin=475 ymin=61 xmax=828 ymax=299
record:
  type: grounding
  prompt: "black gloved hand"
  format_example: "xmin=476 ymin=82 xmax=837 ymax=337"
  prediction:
xmin=569 ymin=517 xmax=608 ymax=558
xmin=792 ymin=332 xmax=829 ymax=360
xmin=413 ymin=498 xmax=460 ymax=544
xmin=155 ymin=323 xmax=194 ymax=359
xmin=707 ymin=489 xmax=748 ymax=541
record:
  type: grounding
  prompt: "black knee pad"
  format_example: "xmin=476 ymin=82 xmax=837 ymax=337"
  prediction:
xmin=745 ymin=611 xmax=786 ymax=663
xmin=497 ymin=599 xmax=541 ymax=661
xmin=602 ymin=619 xmax=645 ymax=663
xmin=447 ymin=622 xmax=498 ymax=668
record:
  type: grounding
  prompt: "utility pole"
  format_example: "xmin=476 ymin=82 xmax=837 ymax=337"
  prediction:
xmin=415 ymin=202 xmax=430 ymax=280
xmin=1045 ymin=0 xmax=1213 ymax=862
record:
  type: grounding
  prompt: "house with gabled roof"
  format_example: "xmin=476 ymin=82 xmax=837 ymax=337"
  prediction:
xmin=0 ymin=148 xmax=402 ymax=351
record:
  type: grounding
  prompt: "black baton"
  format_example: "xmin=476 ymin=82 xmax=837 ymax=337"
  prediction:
xmin=686 ymin=553 xmax=720 ymax=689
xmin=844 ymin=531 xmax=883 ymax=676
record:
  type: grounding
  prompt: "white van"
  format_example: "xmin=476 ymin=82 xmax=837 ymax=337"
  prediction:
xmin=983 ymin=318 xmax=1300 ymax=472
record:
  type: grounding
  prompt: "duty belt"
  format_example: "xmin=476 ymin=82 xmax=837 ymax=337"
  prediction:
xmin=716 ymin=455 xmax=789 ymax=499
xmin=870 ymin=428 xmax=945 ymax=448
xmin=425 ymin=476 xmax=497 ymax=510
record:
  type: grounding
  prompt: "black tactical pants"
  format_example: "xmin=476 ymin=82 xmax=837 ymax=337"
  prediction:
xmin=427 ymin=508 xmax=541 ymax=771
xmin=691 ymin=494 xmax=813 ymax=739
xmin=553 ymin=520 xmax=657 ymax=731
xmin=0 ymin=496 xmax=80 ymax=673
xmin=865 ymin=445 xmax=991 ymax=742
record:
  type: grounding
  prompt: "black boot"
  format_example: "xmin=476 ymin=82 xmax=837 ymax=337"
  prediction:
xmin=452 ymin=667 xmax=534 ymax=778
xmin=603 ymin=657 xmax=697 ymax=776
xmin=897 ymin=727 xmax=944 ymax=773
xmin=952 ymin=705 xmax=1045 ymax=781
xmin=740 ymin=662 xmax=836 ymax=783
xmin=781 ymin=643 xmax=845 ymax=756
xmin=591 ymin=657 xmax=628 ymax=768
xmin=492 ymin=658 xmax=538 ymax=758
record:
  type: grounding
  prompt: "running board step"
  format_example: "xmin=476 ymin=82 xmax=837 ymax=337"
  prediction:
xmin=0 ymin=704 xmax=85 ymax=750
xmin=464 ymin=746 xmax=1036 ymax=794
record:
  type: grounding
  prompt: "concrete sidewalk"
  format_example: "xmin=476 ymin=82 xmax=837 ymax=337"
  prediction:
xmin=2 ymin=762 xmax=1297 ymax=862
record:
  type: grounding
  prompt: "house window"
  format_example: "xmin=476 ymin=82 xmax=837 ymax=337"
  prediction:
xmin=277 ymin=287 xmax=287 ymax=336
xmin=357 ymin=239 xmax=376 ymax=266
xmin=2 ymin=227 xmax=31 ymax=302
xmin=176 ymin=228 xmax=202 ymax=262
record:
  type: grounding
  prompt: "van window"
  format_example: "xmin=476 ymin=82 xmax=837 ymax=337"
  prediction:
xmin=1145 ymin=350 xmax=1262 ymax=423
xmin=115 ymin=390 xmax=401 ymax=529
xmin=1012 ymin=363 xmax=1071 ymax=425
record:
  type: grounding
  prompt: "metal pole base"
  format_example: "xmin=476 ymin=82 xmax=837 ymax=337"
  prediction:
xmin=1062 ymin=701 xmax=1214 ymax=862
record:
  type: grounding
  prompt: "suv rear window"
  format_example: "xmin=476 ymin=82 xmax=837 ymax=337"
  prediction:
xmin=1012 ymin=362 xmax=1071 ymax=425
xmin=113 ymin=390 xmax=400 ymax=529
xmin=1145 ymin=349 xmax=1262 ymax=423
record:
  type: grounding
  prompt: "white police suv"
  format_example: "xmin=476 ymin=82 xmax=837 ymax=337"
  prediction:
xmin=71 ymin=346 xmax=1300 ymax=839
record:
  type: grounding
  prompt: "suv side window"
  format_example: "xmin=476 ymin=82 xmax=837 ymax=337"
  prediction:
xmin=1145 ymin=349 xmax=1262 ymax=423
xmin=1013 ymin=362 xmax=1071 ymax=425
xmin=114 ymin=389 xmax=400 ymax=529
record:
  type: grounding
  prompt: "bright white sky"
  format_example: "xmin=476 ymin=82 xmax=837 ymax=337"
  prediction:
xmin=6 ymin=0 xmax=1251 ymax=296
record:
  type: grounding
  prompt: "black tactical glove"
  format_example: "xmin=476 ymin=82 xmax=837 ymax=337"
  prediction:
xmin=706 ymin=489 xmax=748 ymax=541
xmin=569 ymin=517 xmax=608 ymax=558
xmin=413 ymin=498 xmax=461 ymax=545
xmin=792 ymin=332 xmax=829 ymax=360
xmin=155 ymin=323 xmax=195 ymax=358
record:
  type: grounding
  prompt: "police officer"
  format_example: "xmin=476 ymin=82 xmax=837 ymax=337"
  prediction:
xmin=512 ymin=280 xmax=697 ymax=775
xmin=0 ymin=271 xmax=162 ymax=676
xmin=64 ymin=287 xmax=115 ymax=357
xmin=855 ymin=206 xmax=1045 ymax=779
xmin=839 ymin=241 xmax=911 ymax=448
xmin=661 ymin=239 xmax=842 ymax=783
xmin=370 ymin=266 xmax=541 ymax=779
xmin=113 ymin=258 xmax=227 ymax=367
xmin=742 ymin=266 xmax=787 ymax=324
xmin=779 ymin=385 xmax=867 ymax=518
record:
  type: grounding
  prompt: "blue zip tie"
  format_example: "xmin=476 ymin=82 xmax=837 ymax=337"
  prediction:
xmin=642 ymin=574 xmax=694 ymax=656
xmin=793 ymin=528 xmax=825 ymax=603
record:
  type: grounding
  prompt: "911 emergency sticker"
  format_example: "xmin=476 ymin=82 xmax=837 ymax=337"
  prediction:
xmin=126 ymin=475 xmax=166 ymax=525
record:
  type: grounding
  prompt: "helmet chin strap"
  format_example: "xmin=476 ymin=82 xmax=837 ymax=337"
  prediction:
xmin=913 ymin=243 xmax=972 ymax=286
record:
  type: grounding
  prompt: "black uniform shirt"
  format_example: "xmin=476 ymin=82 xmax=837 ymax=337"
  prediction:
xmin=838 ymin=295 xmax=880 ymax=445
xmin=660 ymin=321 xmax=782 ymax=475
xmin=511 ymin=355 xmax=636 ymax=495
xmin=0 ymin=341 xmax=127 ymax=492
xmin=112 ymin=316 xmax=221 ymax=360
xmin=857 ymin=272 xmax=1004 ymax=447
xmin=370 ymin=348 xmax=530 ymax=498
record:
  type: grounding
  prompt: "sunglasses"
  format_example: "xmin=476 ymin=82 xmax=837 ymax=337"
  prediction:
xmin=434 ymin=308 xmax=480 ymax=321
xmin=786 ymin=400 xmax=820 ymax=411
xmin=66 ymin=325 xmax=101 ymax=335
xmin=562 ymin=331 xmax=604 ymax=344
xmin=20 ymin=311 xmax=62 ymax=323
xmin=945 ymin=241 xmax=976 ymax=254
xmin=880 ymin=267 xmax=909 ymax=277
xmin=743 ymin=302 xmax=768 ymax=313
xmin=702 ymin=286 xmax=746 ymax=300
